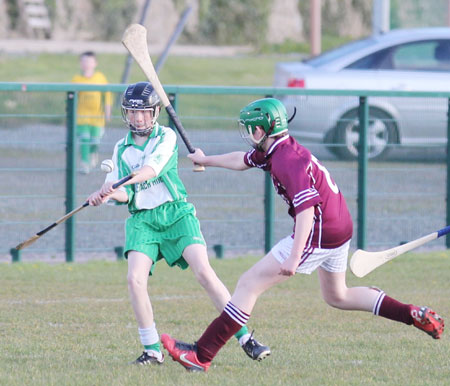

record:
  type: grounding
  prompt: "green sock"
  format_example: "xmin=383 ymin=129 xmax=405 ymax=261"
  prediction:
xmin=144 ymin=342 xmax=161 ymax=352
xmin=90 ymin=144 xmax=98 ymax=154
xmin=234 ymin=325 xmax=249 ymax=340
xmin=80 ymin=138 xmax=90 ymax=164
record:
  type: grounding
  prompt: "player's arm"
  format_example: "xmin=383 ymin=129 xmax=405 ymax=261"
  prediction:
xmin=89 ymin=167 xmax=152 ymax=206
xmin=120 ymin=165 xmax=157 ymax=185
xmin=101 ymin=74 xmax=112 ymax=121
xmin=104 ymin=90 xmax=112 ymax=121
xmin=119 ymin=127 xmax=178 ymax=188
xmin=188 ymin=149 xmax=250 ymax=171
xmin=104 ymin=103 xmax=112 ymax=121
xmin=90 ymin=165 xmax=157 ymax=205
xmin=87 ymin=183 xmax=129 ymax=206
xmin=89 ymin=143 xmax=133 ymax=206
xmin=279 ymin=207 xmax=315 ymax=276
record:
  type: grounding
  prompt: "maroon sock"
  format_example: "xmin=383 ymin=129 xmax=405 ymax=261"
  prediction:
xmin=378 ymin=295 xmax=413 ymax=325
xmin=196 ymin=310 xmax=244 ymax=363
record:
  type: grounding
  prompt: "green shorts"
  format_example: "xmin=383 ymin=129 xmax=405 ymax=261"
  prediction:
xmin=77 ymin=124 xmax=104 ymax=144
xmin=124 ymin=200 xmax=206 ymax=275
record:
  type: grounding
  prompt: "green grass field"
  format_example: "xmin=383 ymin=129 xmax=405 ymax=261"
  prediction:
xmin=0 ymin=52 xmax=301 ymax=131
xmin=0 ymin=52 xmax=300 ymax=86
xmin=1 ymin=42 xmax=449 ymax=385
xmin=1 ymin=252 xmax=449 ymax=386
xmin=0 ymin=32 xmax=354 ymax=86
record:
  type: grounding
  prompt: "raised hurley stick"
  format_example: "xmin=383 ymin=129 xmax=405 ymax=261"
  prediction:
xmin=350 ymin=225 xmax=450 ymax=277
xmin=121 ymin=23 xmax=205 ymax=172
xmin=15 ymin=172 xmax=137 ymax=250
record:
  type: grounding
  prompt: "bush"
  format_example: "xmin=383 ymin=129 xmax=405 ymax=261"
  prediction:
xmin=91 ymin=0 xmax=136 ymax=41
xmin=196 ymin=0 xmax=270 ymax=47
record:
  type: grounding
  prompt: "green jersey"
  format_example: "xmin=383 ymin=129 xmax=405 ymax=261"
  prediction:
xmin=105 ymin=123 xmax=187 ymax=213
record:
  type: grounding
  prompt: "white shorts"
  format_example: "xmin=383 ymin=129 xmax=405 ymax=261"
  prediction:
xmin=271 ymin=235 xmax=350 ymax=274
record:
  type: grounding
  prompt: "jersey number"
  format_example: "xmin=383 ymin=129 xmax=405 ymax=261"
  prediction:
xmin=311 ymin=155 xmax=339 ymax=194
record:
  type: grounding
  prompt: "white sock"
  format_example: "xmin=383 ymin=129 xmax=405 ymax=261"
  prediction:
xmin=238 ymin=333 xmax=251 ymax=346
xmin=138 ymin=322 xmax=159 ymax=347
xmin=372 ymin=290 xmax=386 ymax=316
xmin=145 ymin=349 xmax=163 ymax=361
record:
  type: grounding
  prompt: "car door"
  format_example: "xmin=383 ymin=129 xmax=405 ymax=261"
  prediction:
xmin=345 ymin=39 xmax=450 ymax=145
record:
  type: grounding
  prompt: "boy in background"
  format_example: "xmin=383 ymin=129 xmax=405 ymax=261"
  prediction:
xmin=72 ymin=51 xmax=112 ymax=174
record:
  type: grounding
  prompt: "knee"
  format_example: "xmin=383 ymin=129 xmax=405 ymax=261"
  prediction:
xmin=193 ymin=265 xmax=217 ymax=288
xmin=322 ymin=290 xmax=347 ymax=309
xmin=235 ymin=271 xmax=255 ymax=293
xmin=127 ymin=273 xmax=147 ymax=292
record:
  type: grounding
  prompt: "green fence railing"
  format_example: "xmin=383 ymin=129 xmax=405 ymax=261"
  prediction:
xmin=1 ymin=82 xmax=450 ymax=262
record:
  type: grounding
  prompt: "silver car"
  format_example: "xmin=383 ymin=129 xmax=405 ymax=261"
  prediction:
xmin=274 ymin=28 xmax=450 ymax=159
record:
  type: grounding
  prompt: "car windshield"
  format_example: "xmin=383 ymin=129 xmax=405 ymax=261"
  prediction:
xmin=304 ymin=37 xmax=379 ymax=67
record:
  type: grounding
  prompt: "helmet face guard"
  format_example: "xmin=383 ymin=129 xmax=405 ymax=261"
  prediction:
xmin=238 ymin=98 xmax=289 ymax=149
xmin=121 ymin=82 xmax=161 ymax=136
xmin=238 ymin=118 xmax=275 ymax=149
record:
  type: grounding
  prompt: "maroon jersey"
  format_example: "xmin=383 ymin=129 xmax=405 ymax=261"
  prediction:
xmin=244 ymin=135 xmax=353 ymax=249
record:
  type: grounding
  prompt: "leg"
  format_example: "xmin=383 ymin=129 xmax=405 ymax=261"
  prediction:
xmin=183 ymin=243 xmax=271 ymax=360
xmin=183 ymin=244 xmax=288 ymax=313
xmin=183 ymin=243 xmax=230 ymax=312
xmin=127 ymin=251 xmax=154 ymax=327
xmin=77 ymin=125 xmax=91 ymax=174
xmin=127 ymin=251 xmax=164 ymax=364
xmin=195 ymin=252 xmax=289 ymax=360
xmin=317 ymin=267 xmax=444 ymax=339
xmin=89 ymin=126 xmax=104 ymax=168
xmin=231 ymin=252 xmax=291 ymax=313
xmin=317 ymin=267 xmax=379 ymax=311
xmin=162 ymin=252 xmax=290 ymax=370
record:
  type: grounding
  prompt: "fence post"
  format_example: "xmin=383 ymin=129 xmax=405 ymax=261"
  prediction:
xmin=447 ymin=98 xmax=450 ymax=248
xmin=357 ymin=96 xmax=368 ymax=249
xmin=10 ymin=248 xmax=21 ymax=263
xmin=65 ymin=91 xmax=77 ymax=262
xmin=213 ymin=244 xmax=224 ymax=258
xmin=264 ymin=172 xmax=274 ymax=253
xmin=114 ymin=246 xmax=125 ymax=260
xmin=262 ymin=94 xmax=276 ymax=253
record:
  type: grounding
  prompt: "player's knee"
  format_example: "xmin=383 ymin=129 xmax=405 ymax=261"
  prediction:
xmin=322 ymin=291 xmax=347 ymax=308
xmin=193 ymin=265 xmax=217 ymax=288
xmin=127 ymin=273 xmax=146 ymax=291
xmin=235 ymin=270 xmax=256 ymax=294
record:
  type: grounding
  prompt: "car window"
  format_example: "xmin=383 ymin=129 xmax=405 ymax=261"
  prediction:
xmin=345 ymin=39 xmax=450 ymax=72
xmin=392 ymin=40 xmax=450 ymax=71
xmin=345 ymin=47 xmax=393 ymax=69
xmin=304 ymin=37 xmax=377 ymax=67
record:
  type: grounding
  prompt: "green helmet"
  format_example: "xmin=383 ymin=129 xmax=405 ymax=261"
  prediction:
xmin=239 ymin=98 xmax=289 ymax=138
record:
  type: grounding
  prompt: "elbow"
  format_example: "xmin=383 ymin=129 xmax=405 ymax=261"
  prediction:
xmin=137 ymin=166 xmax=157 ymax=181
xmin=229 ymin=164 xmax=248 ymax=171
xmin=239 ymin=164 xmax=251 ymax=171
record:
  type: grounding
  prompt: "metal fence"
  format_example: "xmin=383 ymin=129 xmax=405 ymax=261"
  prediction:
xmin=1 ymin=82 xmax=450 ymax=262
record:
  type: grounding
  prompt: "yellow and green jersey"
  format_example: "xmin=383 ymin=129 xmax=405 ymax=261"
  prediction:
xmin=71 ymin=71 xmax=112 ymax=127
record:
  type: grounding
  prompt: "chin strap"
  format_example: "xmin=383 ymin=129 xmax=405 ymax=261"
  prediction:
xmin=130 ymin=125 xmax=153 ymax=137
xmin=288 ymin=107 xmax=297 ymax=123
xmin=255 ymin=141 xmax=265 ymax=151
xmin=255 ymin=119 xmax=276 ymax=151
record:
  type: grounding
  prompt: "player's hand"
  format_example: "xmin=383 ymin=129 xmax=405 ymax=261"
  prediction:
xmin=279 ymin=257 xmax=299 ymax=277
xmin=100 ymin=181 xmax=117 ymax=196
xmin=87 ymin=190 xmax=109 ymax=206
xmin=88 ymin=182 xmax=116 ymax=206
xmin=187 ymin=148 xmax=206 ymax=165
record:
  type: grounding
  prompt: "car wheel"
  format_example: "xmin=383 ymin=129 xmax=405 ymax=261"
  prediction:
xmin=334 ymin=108 xmax=398 ymax=160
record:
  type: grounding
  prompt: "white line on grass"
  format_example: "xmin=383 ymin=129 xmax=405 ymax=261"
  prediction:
xmin=1 ymin=294 xmax=202 ymax=305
